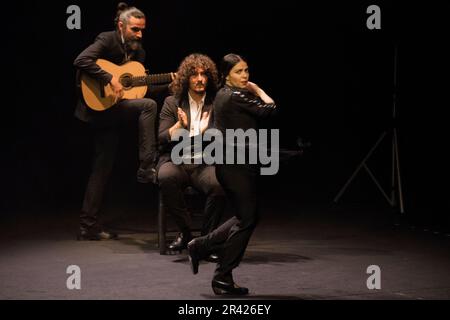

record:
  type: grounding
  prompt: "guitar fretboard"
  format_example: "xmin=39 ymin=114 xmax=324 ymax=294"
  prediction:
xmin=127 ymin=73 xmax=172 ymax=87
xmin=147 ymin=73 xmax=173 ymax=85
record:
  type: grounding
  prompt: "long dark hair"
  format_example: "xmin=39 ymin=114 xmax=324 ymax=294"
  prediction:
xmin=219 ymin=53 xmax=246 ymax=87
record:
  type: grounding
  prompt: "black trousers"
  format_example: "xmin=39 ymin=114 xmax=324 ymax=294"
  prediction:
xmin=157 ymin=162 xmax=226 ymax=236
xmin=203 ymin=164 xmax=259 ymax=279
xmin=80 ymin=98 xmax=157 ymax=230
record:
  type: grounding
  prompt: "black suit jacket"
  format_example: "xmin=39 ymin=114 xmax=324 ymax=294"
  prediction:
xmin=157 ymin=95 xmax=215 ymax=170
xmin=73 ymin=30 xmax=146 ymax=125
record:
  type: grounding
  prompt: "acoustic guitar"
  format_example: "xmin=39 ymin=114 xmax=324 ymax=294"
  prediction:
xmin=80 ymin=59 xmax=172 ymax=111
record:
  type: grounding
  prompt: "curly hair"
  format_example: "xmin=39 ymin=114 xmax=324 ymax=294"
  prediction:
xmin=170 ymin=53 xmax=219 ymax=101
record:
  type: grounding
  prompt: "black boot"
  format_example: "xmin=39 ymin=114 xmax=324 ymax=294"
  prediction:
xmin=211 ymin=274 xmax=249 ymax=296
xmin=205 ymin=253 xmax=219 ymax=263
xmin=168 ymin=232 xmax=192 ymax=252
xmin=187 ymin=237 xmax=210 ymax=273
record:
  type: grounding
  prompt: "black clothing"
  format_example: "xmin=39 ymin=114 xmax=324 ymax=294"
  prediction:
xmin=74 ymin=31 xmax=146 ymax=125
xmin=214 ymin=85 xmax=277 ymax=132
xmin=213 ymin=164 xmax=258 ymax=275
xmin=157 ymin=95 xmax=214 ymax=171
xmin=158 ymin=162 xmax=225 ymax=236
xmin=157 ymin=95 xmax=225 ymax=237
xmin=74 ymin=30 xmax=160 ymax=231
xmin=79 ymin=99 xmax=157 ymax=230
xmin=206 ymin=85 xmax=277 ymax=279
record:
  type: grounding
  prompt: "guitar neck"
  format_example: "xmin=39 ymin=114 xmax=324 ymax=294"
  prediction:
xmin=127 ymin=73 xmax=172 ymax=87
xmin=147 ymin=73 xmax=173 ymax=85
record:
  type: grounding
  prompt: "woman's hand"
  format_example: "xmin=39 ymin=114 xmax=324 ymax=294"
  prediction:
xmin=246 ymin=81 xmax=260 ymax=95
xmin=246 ymin=81 xmax=274 ymax=104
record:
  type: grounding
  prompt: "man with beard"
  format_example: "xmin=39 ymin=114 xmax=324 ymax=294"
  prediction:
xmin=73 ymin=3 xmax=169 ymax=240
xmin=157 ymin=54 xmax=225 ymax=258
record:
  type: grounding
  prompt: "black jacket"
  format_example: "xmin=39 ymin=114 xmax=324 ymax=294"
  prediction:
xmin=213 ymin=85 xmax=278 ymax=169
xmin=157 ymin=95 xmax=215 ymax=170
xmin=73 ymin=30 xmax=146 ymax=125
xmin=213 ymin=85 xmax=277 ymax=133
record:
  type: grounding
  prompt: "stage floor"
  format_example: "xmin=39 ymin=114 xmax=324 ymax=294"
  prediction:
xmin=1 ymin=204 xmax=450 ymax=300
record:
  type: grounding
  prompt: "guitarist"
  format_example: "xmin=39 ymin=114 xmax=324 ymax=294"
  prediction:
xmin=73 ymin=3 xmax=169 ymax=240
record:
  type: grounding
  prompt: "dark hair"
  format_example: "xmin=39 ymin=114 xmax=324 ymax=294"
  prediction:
xmin=114 ymin=2 xmax=145 ymax=27
xmin=219 ymin=53 xmax=246 ymax=87
xmin=170 ymin=53 xmax=219 ymax=101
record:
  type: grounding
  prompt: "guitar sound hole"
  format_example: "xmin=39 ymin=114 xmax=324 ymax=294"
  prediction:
xmin=120 ymin=74 xmax=132 ymax=89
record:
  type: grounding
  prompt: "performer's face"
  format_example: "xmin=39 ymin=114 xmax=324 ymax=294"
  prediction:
xmin=120 ymin=17 xmax=146 ymax=50
xmin=189 ymin=67 xmax=208 ymax=95
xmin=226 ymin=60 xmax=249 ymax=89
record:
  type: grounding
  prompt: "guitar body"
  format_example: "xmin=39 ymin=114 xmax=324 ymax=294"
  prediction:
xmin=80 ymin=59 xmax=148 ymax=111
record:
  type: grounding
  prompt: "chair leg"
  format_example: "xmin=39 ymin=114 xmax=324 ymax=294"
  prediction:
xmin=158 ymin=191 xmax=167 ymax=255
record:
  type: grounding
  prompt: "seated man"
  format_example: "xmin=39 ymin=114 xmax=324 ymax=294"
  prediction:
xmin=157 ymin=54 xmax=225 ymax=256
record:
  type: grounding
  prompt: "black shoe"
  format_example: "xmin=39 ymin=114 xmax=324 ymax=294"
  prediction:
xmin=205 ymin=253 xmax=219 ymax=263
xmin=211 ymin=279 xmax=249 ymax=296
xmin=187 ymin=239 xmax=201 ymax=274
xmin=169 ymin=233 xmax=192 ymax=252
xmin=137 ymin=167 xmax=157 ymax=184
xmin=77 ymin=229 xmax=118 ymax=241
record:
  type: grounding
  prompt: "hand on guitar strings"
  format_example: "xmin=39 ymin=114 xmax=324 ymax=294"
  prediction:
xmin=110 ymin=76 xmax=124 ymax=104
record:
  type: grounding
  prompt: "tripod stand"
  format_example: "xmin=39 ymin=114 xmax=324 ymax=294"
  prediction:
xmin=334 ymin=45 xmax=405 ymax=214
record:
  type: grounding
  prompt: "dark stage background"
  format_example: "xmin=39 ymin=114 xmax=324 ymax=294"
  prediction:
xmin=2 ymin=1 xmax=449 ymax=228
